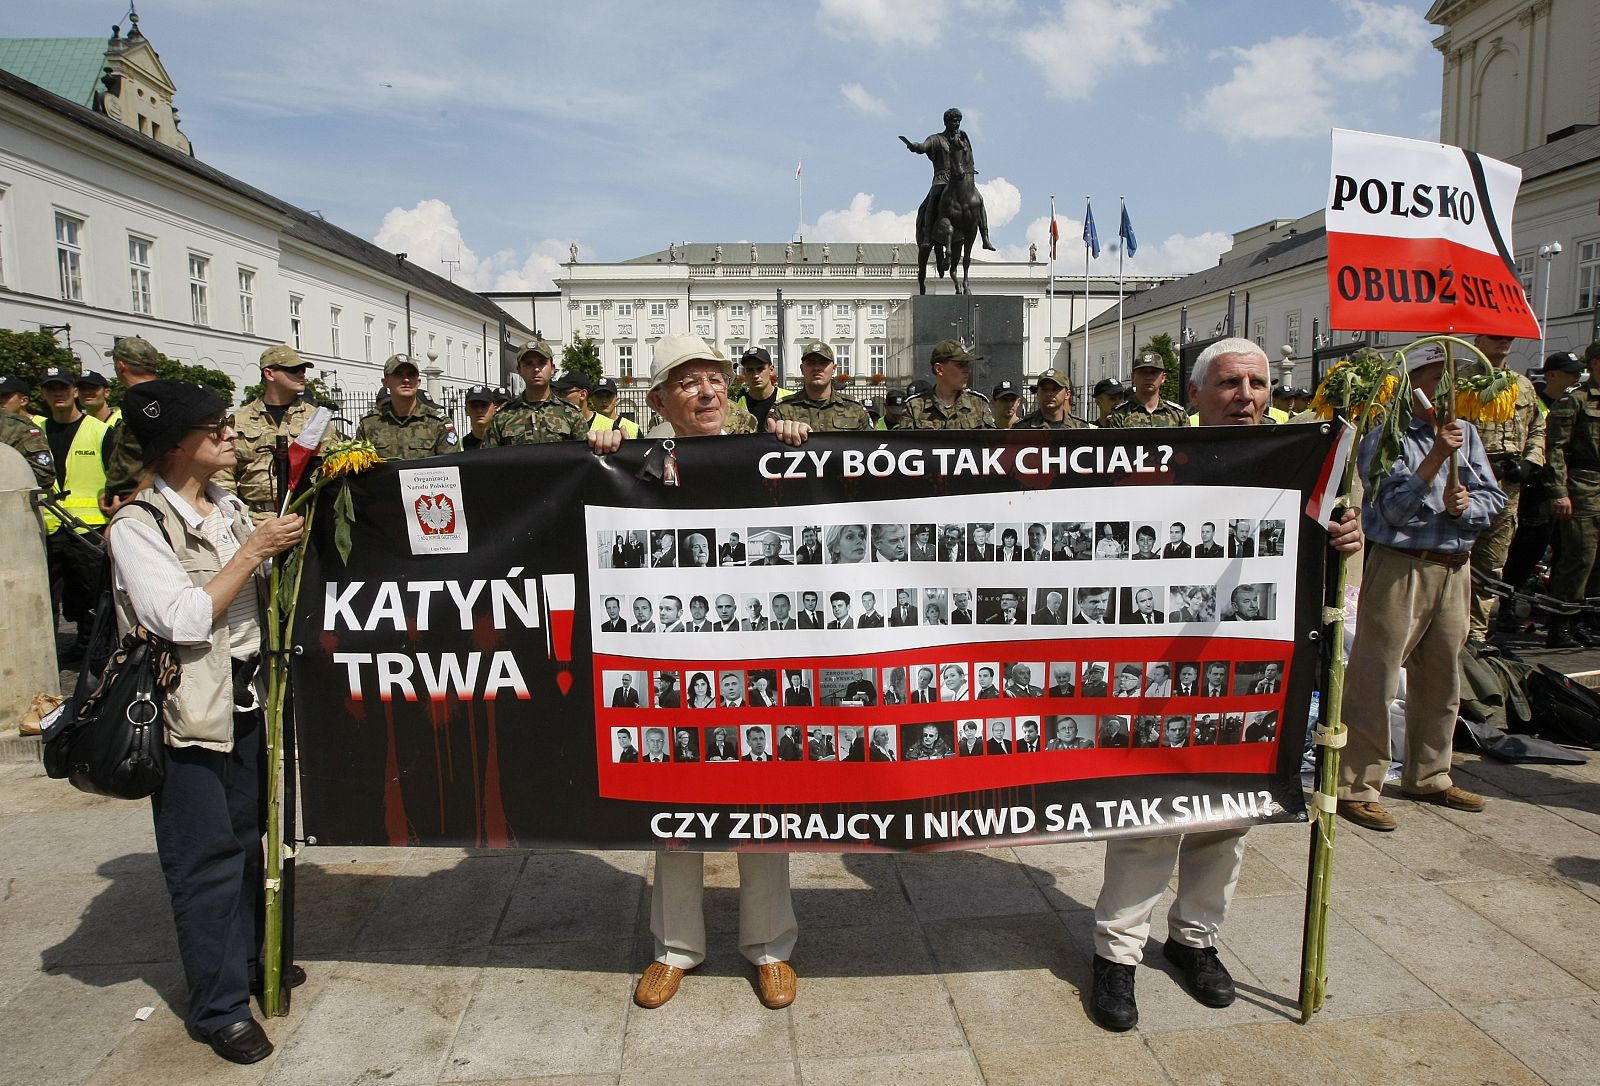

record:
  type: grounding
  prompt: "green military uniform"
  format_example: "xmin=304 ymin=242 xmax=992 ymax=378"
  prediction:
xmin=1102 ymin=397 xmax=1189 ymax=428
xmin=483 ymin=393 xmax=586 ymax=446
xmin=771 ymin=391 xmax=873 ymax=431
xmin=357 ymin=399 xmax=458 ymax=460
xmin=0 ymin=410 xmax=55 ymax=488
xmin=1011 ymin=409 xmax=1092 ymax=430
xmin=231 ymin=395 xmax=330 ymax=521
xmin=903 ymin=388 xmax=995 ymax=429
xmin=725 ymin=399 xmax=758 ymax=435
xmin=102 ymin=419 xmax=145 ymax=502
xmin=1463 ymin=368 xmax=1546 ymax=636
xmin=1542 ymin=383 xmax=1600 ymax=617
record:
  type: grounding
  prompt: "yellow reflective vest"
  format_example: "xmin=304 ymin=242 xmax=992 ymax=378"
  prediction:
xmin=41 ymin=412 xmax=110 ymax=532
xmin=589 ymin=411 xmax=640 ymax=438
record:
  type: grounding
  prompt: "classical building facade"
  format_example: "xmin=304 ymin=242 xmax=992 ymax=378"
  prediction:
xmin=0 ymin=21 xmax=528 ymax=406
xmin=511 ymin=242 xmax=1167 ymax=398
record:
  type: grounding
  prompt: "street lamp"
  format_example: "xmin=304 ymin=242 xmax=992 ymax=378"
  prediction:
xmin=1538 ymin=242 xmax=1563 ymax=358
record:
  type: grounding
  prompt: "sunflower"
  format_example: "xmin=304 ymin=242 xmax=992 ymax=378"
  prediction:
xmin=1309 ymin=354 xmax=1400 ymax=420
xmin=320 ymin=439 xmax=383 ymax=478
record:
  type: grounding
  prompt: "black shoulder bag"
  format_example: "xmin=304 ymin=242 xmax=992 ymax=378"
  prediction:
xmin=43 ymin=501 xmax=182 ymax=799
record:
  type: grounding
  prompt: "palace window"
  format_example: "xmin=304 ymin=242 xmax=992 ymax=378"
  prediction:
xmin=693 ymin=303 xmax=711 ymax=319
xmin=55 ymin=213 xmax=84 ymax=301
xmin=729 ymin=304 xmax=746 ymax=318
xmin=128 ymin=236 xmax=153 ymax=315
xmin=1285 ymin=310 xmax=1301 ymax=353
xmin=650 ymin=302 xmax=667 ymax=318
xmin=868 ymin=343 xmax=885 ymax=377
xmin=868 ymin=302 xmax=886 ymax=317
xmin=616 ymin=302 xmax=633 ymax=317
xmin=799 ymin=303 xmax=816 ymax=318
xmin=329 ymin=306 xmax=342 ymax=357
xmin=834 ymin=303 xmax=852 ymax=317
xmin=238 ymin=268 xmax=256 ymax=333
xmin=835 ymin=343 xmax=852 ymax=372
xmin=387 ymin=321 xmax=397 ymax=355
xmin=617 ymin=343 xmax=634 ymax=378
xmin=289 ymin=294 xmax=302 ymax=349
xmin=188 ymin=253 xmax=210 ymax=326
xmin=363 ymin=315 xmax=374 ymax=362
xmin=583 ymin=302 xmax=600 ymax=318
xmin=1577 ymin=239 xmax=1600 ymax=312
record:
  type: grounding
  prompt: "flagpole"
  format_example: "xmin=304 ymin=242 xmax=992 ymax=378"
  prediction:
xmin=1048 ymin=194 xmax=1055 ymax=388
xmin=1083 ymin=195 xmax=1091 ymax=388
xmin=796 ymin=161 xmax=804 ymax=239
xmin=1117 ymin=196 xmax=1126 ymax=373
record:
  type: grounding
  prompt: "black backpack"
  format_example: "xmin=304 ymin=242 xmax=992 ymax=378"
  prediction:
xmin=1522 ymin=665 xmax=1600 ymax=748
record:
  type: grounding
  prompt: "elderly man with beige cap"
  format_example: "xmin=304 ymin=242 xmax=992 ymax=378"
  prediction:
xmin=632 ymin=334 xmax=810 ymax=1013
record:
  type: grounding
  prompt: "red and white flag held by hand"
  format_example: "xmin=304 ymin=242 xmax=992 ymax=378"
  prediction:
xmin=281 ymin=406 xmax=333 ymax=514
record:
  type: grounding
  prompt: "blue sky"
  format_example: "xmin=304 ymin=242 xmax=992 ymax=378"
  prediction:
xmin=14 ymin=1 xmax=1443 ymax=288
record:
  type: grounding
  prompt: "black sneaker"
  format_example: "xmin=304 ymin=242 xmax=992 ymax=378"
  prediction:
xmin=1090 ymin=954 xmax=1138 ymax=1031
xmin=1162 ymin=939 xmax=1235 ymax=1007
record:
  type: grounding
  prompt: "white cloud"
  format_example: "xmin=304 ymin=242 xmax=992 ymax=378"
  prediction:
xmin=373 ymin=198 xmax=577 ymax=291
xmin=1191 ymin=0 xmax=1432 ymax=141
xmin=817 ymin=0 xmax=948 ymax=47
xmin=976 ymin=176 xmax=1022 ymax=228
xmin=1017 ymin=0 xmax=1172 ymax=101
xmin=1005 ymin=214 xmax=1229 ymax=275
xmin=808 ymin=193 xmax=918 ymax=242
xmin=840 ymin=82 xmax=891 ymax=118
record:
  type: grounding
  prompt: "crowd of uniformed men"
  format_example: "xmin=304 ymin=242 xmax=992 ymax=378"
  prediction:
xmin=1 ymin=322 xmax=1595 ymax=1031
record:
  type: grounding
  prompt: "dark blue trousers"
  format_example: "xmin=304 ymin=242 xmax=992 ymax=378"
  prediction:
xmin=151 ymin=709 xmax=265 ymax=1032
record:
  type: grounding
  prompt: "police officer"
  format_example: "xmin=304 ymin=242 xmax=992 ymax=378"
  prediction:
xmin=485 ymin=340 xmax=588 ymax=446
xmin=732 ymin=347 xmax=794 ymax=431
xmin=357 ymin=354 xmax=457 ymax=460
xmin=992 ymin=379 xmax=1022 ymax=429
xmin=555 ymin=371 xmax=641 ymax=438
xmin=903 ymin=340 xmax=995 ymax=429
xmin=100 ymin=336 xmax=163 ymax=512
xmin=1462 ymin=334 xmax=1546 ymax=639
xmin=1091 ymin=377 xmax=1125 ymax=423
xmin=232 ymin=345 xmax=332 ymax=524
xmin=1012 ymin=368 xmax=1091 ymax=430
xmin=76 ymin=370 xmax=116 ymax=424
xmin=1102 ymin=353 xmax=1186 ymax=427
xmin=0 ymin=376 xmax=54 ymax=488
xmin=771 ymin=342 xmax=873 ymax=431
xmin=38 ymin=366 xmax=110 ymax=662
xmin=585 ymin=376 xmax=641 ymax=437
xmin=1543 ymin=356 xmax=1600 ymax=647
xmin=878 ymin=388 xmax=910 ymax=430
xmin=461 ymin=385 xmax=499 ymax=450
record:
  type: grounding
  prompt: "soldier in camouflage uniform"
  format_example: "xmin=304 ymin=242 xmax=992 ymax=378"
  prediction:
xmin=232 ymin=345 xmax=333 ymax=523
xmin=1459 ymin=334 xmax=1546 ymax=638
xmin=1012 ymin=368 xmax=1092 ymax=430
xmin=903 ymin=340 xmax=996 ymax=429
xmin=357 ymin=354 xmax=458 ymax=460
xmin=1543 ymin=362 xmax=1600 ymax=646
xmin=485 ymin=340 xmax=588 ymax=446
xmin=100 ymin=336 xmax=163 ymax=512
xmin=771 ymin=342 xmax=873 ymax=431
xmin=0 ymin=376 xmax=55 ymax=488
xmin=1102 ymin=353 xmax=1187 ymax=427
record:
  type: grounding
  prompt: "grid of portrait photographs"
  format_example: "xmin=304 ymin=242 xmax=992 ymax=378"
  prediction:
xmin=601 ymin=657 xmax=1286 ymax=762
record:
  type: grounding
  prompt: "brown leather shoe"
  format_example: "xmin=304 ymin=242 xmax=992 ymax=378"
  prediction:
xmin=754 ymin=961 xmax=796 ymax=1009
xmin=1404 ymin=786 xmax=1486 ymax=812
xmin=633 ymin=962 xmax=686 ymax=1009
xmin=1338 ymin=799 xmax=1397 ymax=832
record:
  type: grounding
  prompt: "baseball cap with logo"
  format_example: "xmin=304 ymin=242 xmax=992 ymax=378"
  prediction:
xmin=1132 ymin=352 xmax=1166 ymax=373
xmin=261 ymin=345 xmax=312 ymax=370
xmin=593 ymin=377 xmax=619 ymax=395
xmin=1272 ymin=383 xmax=1293 ymax=399
xmin=40 ymin=366 xmax=75 ymax=387
xmin=75 ymin=370 xmax=109 ymax=388
xmin=884 ymin=388 xmax=908 ymax=409
xmin=992 ymin=380 xmax=1020 ymax=400
xmin=516 ymin=339 xmax=554 ymax=364
xmin=1092 ymin=377 xmax=1124 ymax=398
xmin=384 ymin=353 xmax=420 ymax=376
xmin=1584 ymin=341 xmax=1600 ymax=362
xmin=930 ymin=339 xmax=981 ymax=365
xmin=552 ymin=371 xmax=592 ymax=392
xmin=464 ymin=384 xmax=496 ymax=404
xmin=739 ymin=346 xmax=773 ymax=369
xmin=0 ymin=376 xmax=31 ymax=398
xmin=108 ymin=336 xmax=161 ymax=369
xmin=800 ymin=341 xmax=834 ymax=363
xmin=1545 ymin=351 xmax=1583 ymax=374
xmin=907 ymin=379 xmax=933 ymax=397
xmin=1031 ymin=368 xmax=1068 ymax=392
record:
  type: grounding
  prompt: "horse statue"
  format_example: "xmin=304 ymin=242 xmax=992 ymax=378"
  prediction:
xmin=918 ymin=170 xmax=981 ymax=295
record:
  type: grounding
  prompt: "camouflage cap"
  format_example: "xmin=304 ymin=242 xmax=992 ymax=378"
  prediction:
xmin=1031 ymin=368 xmax=1068 ymax=391
xmin=261 ymin=344 xmax=312 ymax=370
xmin=1132 ymin=351 xmax=1166 ymax=373
xmin=517 ymin=339 xmax=554 ymax=364
xmin=799 ymin=341 xmax=835 ymax=363
xmin=39 ymin=366 xmax=75 ymax=387
xmin=992 ymin=379 xmax=1020 ymax=399
xmin=930 ymin=339 xmax=981 ymax=365
xmin=74 ymin=370 xmax=109 ymax=388
xmin=383 ymin=353 xmax=420 ymax=376
xmin=108 ymin=336 xmax=161 ymax=369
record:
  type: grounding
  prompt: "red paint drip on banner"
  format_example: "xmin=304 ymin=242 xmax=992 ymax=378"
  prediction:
xmin=381 ymin=702 xmax=412 ymax=846
xmin=481 ymin=700 xmax=512 ymax=847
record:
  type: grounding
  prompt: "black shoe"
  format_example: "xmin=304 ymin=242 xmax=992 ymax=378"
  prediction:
xmin=1547 ymin=619 xmax=1582 ymax=649
xmin=188 ymin=1018 xmax=273 ymax=1064
xmin=1090 ymin=955 xmax=1138 ymax=1031
xmin=1162 ymin=939 xmax=1235 ymax=1008
xmin=250 ymin=963 xmax=306 ymax=996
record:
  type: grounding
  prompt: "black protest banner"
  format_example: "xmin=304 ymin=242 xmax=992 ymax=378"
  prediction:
xmin=292 ymin=425 xmax=1341 ymax=851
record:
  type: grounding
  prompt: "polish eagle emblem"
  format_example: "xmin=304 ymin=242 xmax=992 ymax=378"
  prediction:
xmin=414 ymin=493 xmax=456 ymax=535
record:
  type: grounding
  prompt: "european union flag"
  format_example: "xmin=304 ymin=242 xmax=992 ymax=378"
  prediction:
xmin=1119 ymin=205 xmax=1137 ymax=258
xmin=1083 ymin=202 xmax=1100 ymax=259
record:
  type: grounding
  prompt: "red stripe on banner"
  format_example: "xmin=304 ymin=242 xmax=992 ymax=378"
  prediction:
xmin=1326 ymin=231 xmax=1540 ymax=338
xmin=594 ymin=636 xmax=1290 ymax=804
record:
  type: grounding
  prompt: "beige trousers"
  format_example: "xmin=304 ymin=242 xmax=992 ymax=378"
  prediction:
xmin=650 ymin=851 xmax=797 ymax=969
xmin=1339 ymin=544 xmax=1469 ymax=802
xmin=1094 ymin=829 xmax=1248 ymax=964
xmin=1468 ymin=481 xmax=1520 ymax=637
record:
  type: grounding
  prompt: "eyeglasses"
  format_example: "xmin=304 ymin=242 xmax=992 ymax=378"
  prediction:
xmin=190 ymin=420 xmax=231 ymax=440
xmin=672 ymin=373 xmax=729 ymax=395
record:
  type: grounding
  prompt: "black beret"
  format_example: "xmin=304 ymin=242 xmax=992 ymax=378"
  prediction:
xmin=123 ymin=380 xmax=227 ymax=465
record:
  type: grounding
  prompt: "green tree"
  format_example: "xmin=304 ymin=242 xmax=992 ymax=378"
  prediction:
xmin=1139 ymin=332 xmax=1180 ymax=402
xmin=0 ymin=330 xmax=78 ymax=414
xmin=561 ymin=335 xmax=603 ymax=385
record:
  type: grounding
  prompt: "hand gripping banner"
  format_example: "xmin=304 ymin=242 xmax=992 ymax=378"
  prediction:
xmin=293 ymin=425 xmax=1341 ymax=851
xmin=1327 ymin=128 xmax=1540 ymax=339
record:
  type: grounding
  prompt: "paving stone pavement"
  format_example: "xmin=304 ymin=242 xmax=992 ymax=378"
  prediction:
xmin=1 ymin=736 xmax=1597 ymax=1085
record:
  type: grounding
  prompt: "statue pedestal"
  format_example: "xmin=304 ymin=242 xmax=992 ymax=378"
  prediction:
xmin=886 ymin=294 xmax=1024 ymax=392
